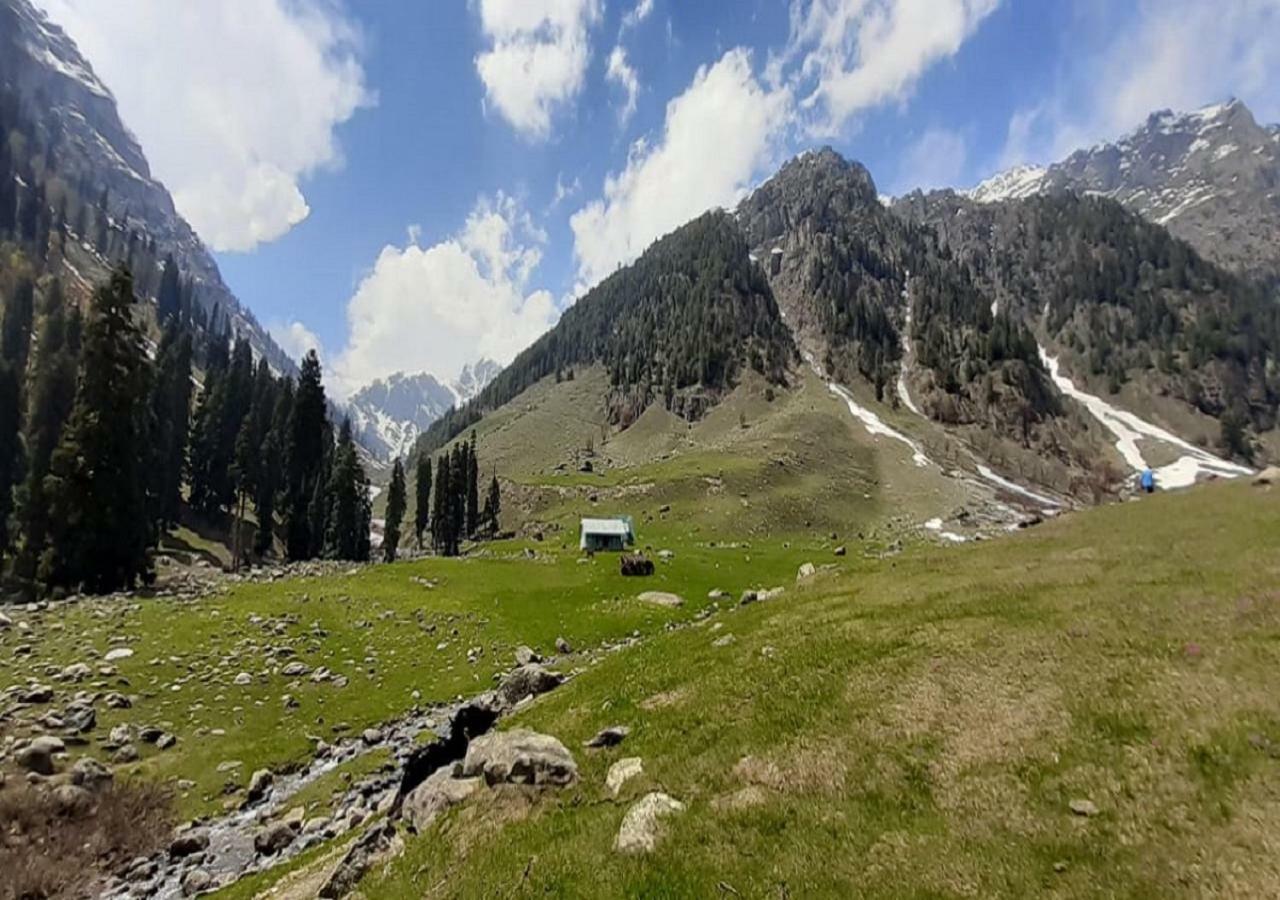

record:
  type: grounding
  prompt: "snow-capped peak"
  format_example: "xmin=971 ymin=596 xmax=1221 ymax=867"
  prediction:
xmin=963 ymin=164 xmax=1049 ymax=204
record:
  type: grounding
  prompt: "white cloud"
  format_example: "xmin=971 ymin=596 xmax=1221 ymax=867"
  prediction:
xmin=782 ymin=0 xmax=1000 ymax=135
xmin=997 ymin=0 xmax=1280 ymax=168
xmin=606 ymin=45 xmax=640 ymax=124
xmin=570 ymin=48 xmax=789 ymax=291
xmin=36 ymin=0 xmax=371 ymax=252
xmin=892 ymin=127 xmax=969 ymax=194
xmin=269 ymin=320 xmax=326 ymax=366
xmin=474 ymin=0 xmax=602 ymax=140
xmin=331 ymin=194 xmax=557 ymax=398
xmin=550 ymin=172 xmax=582 ymax=209
xmin=620 ymin=0 xmax=655 ymax=33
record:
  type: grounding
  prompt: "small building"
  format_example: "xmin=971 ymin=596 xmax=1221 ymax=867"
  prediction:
xmin=579 ymin=516 xmax=635 ymax=552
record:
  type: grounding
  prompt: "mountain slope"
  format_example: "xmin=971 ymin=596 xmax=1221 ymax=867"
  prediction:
xmin=0 ymin=0 xmax=293 ymax=373
xmin=967 ymin=99 xmax=1280 ymax=283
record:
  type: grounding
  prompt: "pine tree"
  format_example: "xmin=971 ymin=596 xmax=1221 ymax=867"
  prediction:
xmin=286 ymin=350 xmax=328 ymax=560
xmin=150 ymin=320 xmax=192 ymax=528
xmin=40 ymin=268 xmax=155 ymax=593
xmin=483 ymin=473 xmax=501 ymax=536
xmin=324 ymin=419 xmax=370 ymax=561
xmin=383 ymin=458 xmax=406 ymax=563
xmin=431 ymin=454 xmax=451 ymax=555
xmin=449 ymin=443 xmax=467 ymax=553
xmin=156 ymin=254 xmax=182 ymax=323
xmin=464 ymin=431 xmax=479 ymax=536
xmin=0 ymin=275 xmax=34 ymax=564
xmin=413 ymin=454 xmax=431 ymax=548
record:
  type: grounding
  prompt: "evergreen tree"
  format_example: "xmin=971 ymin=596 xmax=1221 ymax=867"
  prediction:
xmin=413 ymin=453 xmax=431 ymax=548
xmin=286 ymin=350 xmax=328 ymax=560
xmin=431 ymin=454 xmax=452 ymax=555
xmin=156 ymin=254 xmax=182 ymax=323
xmin=483 ymin=473 xmax=501 ymax=536
xmin=0 ymin=275 xmax=34 ymax=564
xmin=150 ymin=320 xmax=192 ymax=528
xmin=324 ymin=419 xmax=370 ymax=561
xmin=383 ymin=458 xmax=406 ymax=563
xmin=464 ymin=431 xmax=479 ymax=536
xmin=13 ymin=283 xmax=80 ymax=586
xmin=256 ymin=376 xmax=294 ymax=557
xmin=40 ymin=268 xmax=155 ymax=593
xmin=449 ymin=443 xmax=467 ymax=551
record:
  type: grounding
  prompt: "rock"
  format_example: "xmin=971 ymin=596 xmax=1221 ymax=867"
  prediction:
xmin=707 ymin=589 xmax=729 ymax=601
xmin=614 ymin=792 xmax=685 ymax=854
xmin=555 ymin=636 xmax=572 ymax=654
xmin=170 ymin=829 xmax=211 ymax=858
xmin=254 ymin=819 xmax=300 ymax=855
xmin=70 ymin=756 xmax=114 ymax=791
xmin=156 ymin=733 xmax=178 ymax=750
xmin=637 ymin=591 xmax=684 ymax=608
xmin=181 ymin=868 xmax=214 ymax=896
xmin=233 ymin=672 xmax=253 ymax=686
xmin=796 ymin=562 xmax=816 ymax=581
xmin=1253 ymin=466 xmax=1280 ymax=486
xmin=112 ymin=744 xmax=139 ymax=764
xmin=61 ymin=662 xmax=93 ymax=682
xmin=0 ymin=611 xmax=10 ymax=628
xmin=303 ymin=816 xmax=331 ymax=835
xmin=657 ymin=550 xmax=674 ymax=561
xmin=21 ymin=684 xmax=54 ymax=704
xmin=107 ymin=724 xmax=132 ymax=746
xmin=1069 ymin=798 xmax=1099 ymax=817
xmin=281 ymin=661 xmax=311 ymax=677
xmin=496 ymin=664 xmax=564 ymax=708
xmin=49 ymin=783 xmax=94 ymax=816
xmin=461 ymin=728 xmax=578 ymax=787
xmin=319 ymin=823 xmax=403 ymax=899
xmin=402 ymin=768 xmax=482 ymax=831
xmin=606 ymin=757 xmax=643 ymax=796
xmin=362 ymin=728 xmax=383 ymax=745
xmin=104 ymin=647 xmax=134 ymax=662
xmin=18 ymin=735 xmax=66 ymax=774
xmin=64 ymin=704 xmax=96 ymax=734
xmin=712 ymin=634 xmax=736 ymax=648
xmin=738 ymin=590 xmax=758 ymax=606
xmin=246 ymin=768 xmax=274 ymax=803
xmin=104 ymin=692 xmax=132 ymax=710
xmin=139 ymin=726 xmax=164 ymax=744
xmin=833 ymin=545 xmax=847 ymax=557
xmin=514 ymin=645 xmax=541 ymax=666
xmin=585 ymin=725 xmax=631 ymax=748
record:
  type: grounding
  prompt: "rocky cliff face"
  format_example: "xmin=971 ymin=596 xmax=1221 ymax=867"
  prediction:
xmin=1 ymin=0 xmax=294 ymax=373
xmin=966 ymin=100 xmax=1280 ymax=283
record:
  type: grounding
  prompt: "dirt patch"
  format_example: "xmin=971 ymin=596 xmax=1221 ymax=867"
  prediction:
xmin=731 ymin=741 xmax=848 ymax=794
xmin=639 ymin=688 xmax=687 ymax=711
xmin=710 ymin=785 xmax=770 ymax=812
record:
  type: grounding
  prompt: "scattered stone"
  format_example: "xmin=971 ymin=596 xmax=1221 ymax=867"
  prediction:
xmin=614 ymin=792 xmax=685 ymax=854
xmin=555 ymin=636 xmax=572 ymax=654
xmin=637 ymin=591 xmax=684 ymax=608
xmin=738 ymin=590 xmax=758 ymax=606
xmin=113 ymin=744 xmax=140 ymax=764
xmin=139 ymin=726 xmax=165 ymax=744
xmin=104 ymin=647 xmax=134 ymax=662
xmin=18 ymin=736 xmax=66 ymax=774
xmin=254 ymin=819 xmax=300 ymax=855
xmin=657 ymin=550 xmax=675 ymax=561
xmin=496 ymin=664 xmax=564 ymax=708
xmin=233 ymin=672 xmax=253 ymax=686
xmin=1069 ymin=798 xmax=1099 ymax=817
xmin=61 ymin=662 xmax=93 ymax=682
xmin=21 ymin=684 xmax=54 ymax=704
xmin=170 ymin=829 xmax=211 ymax=858
xmin=247 ymin=768 xmax=274 ymax=803
xmin=104 ymin=692 xmax=132 ymax=710
xmin=64 ymin=704 xmax=96 ymax=734
xmin=107 ymin=724 xmax=131 ymax=746
xmin=514 ymin=645 xmax=541 ymax=666
xmin=182 ymin=868 xmax=214 ymax=896
xmin=71 ymin=756 xmax=114 ymax=791
xmin=712 ymin=634 xmax=736 ymax=648
xmin=216 ymin=760 xmax=243 ymax=773
xmin=833 ymin=545 xmax=847 ymax=557
xmin=281 ymin=661 xmax=311 ymax=677
xmin=585 ymin=725 xmax=631 ymax=748
xmin=796 ymin=562 xmax=816 ymax=581
xmin=606 ymin=757 xmax=644 ymax=796
xmin=402 ymin=768 xmax=482 ymax=831
xmin=156 ymin=732 xmax=177 ymax=750
xmin=461 ymin=728 xmax=578 ymax=786
xmin=1053 ymin=861 xmax=1069 ymax=874
xmin=707 ymin=589 xmax=729 ymax=601
xmin=362 ymin=728 xmax=383 ymax=745
xmin=50 ymin=783 xmax=94 ymax=817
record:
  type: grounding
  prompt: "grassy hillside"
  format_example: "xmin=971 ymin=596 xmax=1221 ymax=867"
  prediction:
xmin=360 ymin=479 xmax=1280 ymax=898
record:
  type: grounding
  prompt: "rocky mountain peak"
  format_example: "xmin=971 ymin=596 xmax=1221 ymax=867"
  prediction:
xmin=737 ymin=147 xmax=879 ymax=250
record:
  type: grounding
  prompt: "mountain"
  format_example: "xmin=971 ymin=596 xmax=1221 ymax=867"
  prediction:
xmin=345 ymin=360 xmax=500 ymax=461
xmin=966 ymin=99 xmax=1280 ymax=283
xmin=0 ymin=0 xmax=293 ymax=373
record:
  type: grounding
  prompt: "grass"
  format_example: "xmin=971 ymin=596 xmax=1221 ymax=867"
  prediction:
xmin=353 ymin=481 xmax=1280 ymax=898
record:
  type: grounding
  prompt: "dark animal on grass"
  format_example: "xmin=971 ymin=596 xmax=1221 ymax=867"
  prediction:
xmin=620 ymin=554 xmax=654 ymax=576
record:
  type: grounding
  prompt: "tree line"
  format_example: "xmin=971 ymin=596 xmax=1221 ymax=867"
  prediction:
xmin=386 ymin=432 xmax=500 ymax=562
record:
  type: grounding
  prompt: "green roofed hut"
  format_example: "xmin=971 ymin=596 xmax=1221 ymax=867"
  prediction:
xmin=579 ymin=516 xmax=635 ymax=552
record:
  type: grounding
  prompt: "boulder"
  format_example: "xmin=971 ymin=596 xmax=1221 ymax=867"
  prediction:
xmin=281 ymin=662 xmax=311 ymax=677
xmin=169 ymin=828 xmax=211 ymax=858
xmin=585 ymin=725 xmax=631 ymax=749
xmin=637 ymin=591 xmax=683 ymax=608
xmin=496 ymin=664 xmax=564 ymax=708
xmin=104 ymin=692 xmax=132 ymax=710
xmin=246 ymin=768 xmax=274 ymax=803
xmin=181 ymin=868 xmax=214 ymax=896
xmin=514 ymin=645 xmax=541 ymax=666
xmin=139 ymin=726 xmax=164 ymax=744
xmin=614 ymin=792 xmax=685 ymax=854
xmin=50 ymin=783 xmax=94 ymax=817
xmin=796 ymin=562 xmax=816 ymax=581
xmin=104 ymin=647 xmax=134 ymax=662
xmin=232 ymin=672 xmax=253 ymax=686
xmin=107 ymin=724 xmax=132 ymax=747
xmin=361 ymin=728 xmax=383 ymax=745
xmin=112 ymin=744 xmax=139 ymax=764
xmin=554 ymin=636 xmax=572 ymax=654
xmin=254 ymin=820 xmax=300 ymax=855
xmin=461 ymin=728 xmax=577 ymax=787
xmin=606 ymin=757 xmax=644 ymax=796
xmin=61 ymin=662 xmax=93 ymax=682
xmin=1069 ymin=798 xmax=1099 ymax=817
xmin=1253 ymin=466 xmax=1280 ymax=487
xmin=17 ymin=736 xmax=66 ymax=775
xmin=319 ymin=823 xmax=403 ymax=899
xmin=156 ymin=733 xmax=178 ymax=750
xmin=20 ymin=684 xmax=54 ymax=704
xmin=64 ymin=703 xmax=96 ymax=734
xmin=738 ymin=590 xmax=758 ymax=606
xmin=70 ymin=756 xmax=114 ymax=791
xmin=402 ymin=768 xmax=481 ymax=831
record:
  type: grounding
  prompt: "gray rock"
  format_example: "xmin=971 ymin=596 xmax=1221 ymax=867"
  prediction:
xmin=246 ymin=768 xmax=274 ymax=803
xmin=361 ymin=728 xmax=383 ymax=745
xmin=514 ymin=645 xmax=541 ymax=666
xmin=232 ymin=672 xmax=253 ymax=686
xmin=17 ymin=735 xmax=66 ymax=774
xmin=112 ymin=744 xmax=140 ymax=764
xmin=637 ymin=591 xmax=683 ymax=608
xmin=402 ymin=768 xmax=481 ymax=831
xmin=833 ymin=545 xmax=847 ymax=557
xmin=0 ymin=611 xmax=10 ymax=628
xmin=614 ymin=792 xmax=685 ymax=854
xmin=738 ymin=590 xmax=758 ymax=606
xmin=104 ymin=647 xmax=134 ymax=662
xmin=585 ymin=725 xmax=631 ymax=748
xmin=319 ymin=823 xmax=403 ymax=899
xmin=555 ymin=636 xmax=572 ymax=654
xmin=50 ymin=783 xmax=94 ymax=817
xmin=707 ymin=589 xmax=729 ymax=601
xmin=170 ymin=828 xmax=211 ymax=858
xmin=71 ymin=756 xmax=114 ymax=791
xmin=61 ymin=662 xmax=93 ymax=682
xmin=712 ymin=634 xmax=736 ymax=648
xmin=254 ymin=819 xmax=300 ymax=855
xmin=139 ymin=726 xmax=164 ymax=744
xmin=104 ymin=692 xmax=132 ymax=710
xmin=20 ymin=684 xmax=54 ymax=704
xmin=107 ymin=724 xmax=132 ymax=747
xmin=156 ymin=732 xmax=177 ymax=750
xmin=606 ymin=757 xmax=643 ymax=796
xmin=1069 ymin=798 xmax=1099 ymax=817
xmin=496 ymin=664 xmax=564 ymax=708
xmin=281 ymin=661 xmax=310 ymax=677
xmin=796 ymin=562 xmax=816 ymax=581
xmin=64 ymin=703 xmax=96 ymax=734
xmin=181 ymin=868 xmax=214 ymax=896
xmin=461 ymin=728 xmax=578 ymax=787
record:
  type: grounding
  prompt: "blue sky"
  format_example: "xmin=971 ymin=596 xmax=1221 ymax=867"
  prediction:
xmin=37 ymin=0 xmax=1280 ymax=396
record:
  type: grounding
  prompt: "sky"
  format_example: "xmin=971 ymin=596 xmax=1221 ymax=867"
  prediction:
xmin=34 ymin=0 xmax=1280 ymax=398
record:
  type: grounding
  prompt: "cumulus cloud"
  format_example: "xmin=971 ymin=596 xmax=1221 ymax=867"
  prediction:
xmin=782 ymin=0 xmax=1000 ymax=135
xmin=269 ymin=320 xmax=327 ymax=365
xmin=36 ymin=0 xmax=371 ymax=252
xmin=474 ymin=0 xmax=602 ymax=140
xmin=892 ymin=127 xmax=969 ymax=194
xmin=606 ymin=45 xmax=641 ymax=124
xmin=331 ymin=194 xmax=557 ymax=398
xmin=997 ymin=0 xmax=1280 ymax=167
xmin=569 ymin=49 xmax=789 ymax=292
